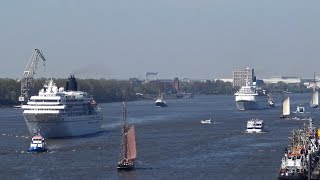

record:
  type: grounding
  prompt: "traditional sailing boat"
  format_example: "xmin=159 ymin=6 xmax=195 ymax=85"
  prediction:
xmin=117 ymin=102 xmax=137 ymax=170
xmin=310 ymin=90 xmax=319 ymax=108
xmin=310 ymin=74 xmax=318 ymax=108
xmin=280 ymin=96 xmax=290 ymax=118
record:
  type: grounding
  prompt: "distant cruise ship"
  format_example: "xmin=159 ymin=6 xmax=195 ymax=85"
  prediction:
xmin=22 ymin=75 xmax=103 ymax=138
xmin=234 ymin=81 xmax=269 ymax=111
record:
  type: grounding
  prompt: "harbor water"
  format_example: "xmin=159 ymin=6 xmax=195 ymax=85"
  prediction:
xmin=1 ymin=93 xmax=319 ymax=179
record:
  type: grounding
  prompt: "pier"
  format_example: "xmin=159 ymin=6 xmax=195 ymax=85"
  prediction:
xmin=310 ymin=153 xmax=320 ymax=179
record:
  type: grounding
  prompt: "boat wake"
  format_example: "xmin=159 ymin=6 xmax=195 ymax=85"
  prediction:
xmin=101 ymin=122 xmax=122 ymax=129
xmin=1 ymin=133 xmax=29 ymax=139
xmin=135 ymin=160 xmax=154 ymax=170
xmin=292 ymin=111 xmax=311 ymax=114
xmin=290 ymin=117 xmax=312 ymax=121
xmin=244 ymin=131 xmax=267 ymax=134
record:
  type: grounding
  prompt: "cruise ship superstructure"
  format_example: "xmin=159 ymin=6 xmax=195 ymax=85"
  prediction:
xmin=22 ymin=75 xmax=103 ymax=138
xmin=234 ymin=81 xmax=269 ymax=111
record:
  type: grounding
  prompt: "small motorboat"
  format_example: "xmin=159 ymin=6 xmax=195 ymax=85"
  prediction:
xmin=296 ymin=105 xmax=305 ymax=113
xmin=267 ymin=100 xmax=275 ymax=107
xmin=267 ymin=95 xmax=275 ymax=107
xmin=201 ymin=119 xmax=212 ymax=124
xmin=28 ymin=133 xmax=48 ymax=153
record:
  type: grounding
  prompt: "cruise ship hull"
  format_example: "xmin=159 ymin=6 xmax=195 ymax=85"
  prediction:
xmin=236 ymin=99 xmax=269 ymax=111
xmin=23 ymin=113 xmax=103 ymax=138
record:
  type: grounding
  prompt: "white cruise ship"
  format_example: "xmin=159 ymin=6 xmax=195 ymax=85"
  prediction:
xmin=22 ymin=75 xmax=103 ymax=138
xmin=234 ymin=81 xmax=269 ymax=111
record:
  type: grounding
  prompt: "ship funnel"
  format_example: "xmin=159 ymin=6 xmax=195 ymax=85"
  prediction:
xmin=65 ymin=75 xmax=78 ymax=91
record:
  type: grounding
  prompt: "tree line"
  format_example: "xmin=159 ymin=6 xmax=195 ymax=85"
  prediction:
xmin=0 ymin=78 xmax=312 ymax=106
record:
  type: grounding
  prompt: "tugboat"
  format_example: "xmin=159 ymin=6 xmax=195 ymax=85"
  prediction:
xmin=117 ymin=102 xmax=137 ymax=170
xmin=28 ymin=132 xmax=48 ymax=153
xmin=155 ymin=92 xmax=167 ymax=107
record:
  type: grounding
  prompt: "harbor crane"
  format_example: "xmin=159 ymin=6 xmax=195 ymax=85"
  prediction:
xmin=18 ymin=49 xmax=46 ymax=103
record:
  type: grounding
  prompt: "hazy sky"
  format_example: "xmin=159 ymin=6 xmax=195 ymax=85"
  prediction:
xmin=1 ymin=0 xmax=320 ymax=80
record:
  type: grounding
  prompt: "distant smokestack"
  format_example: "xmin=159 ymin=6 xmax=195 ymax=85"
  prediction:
xmin=65 ymin=75 xmax=78 ymax=91
xmin=253 ymin=76 xmax=257 ymax=82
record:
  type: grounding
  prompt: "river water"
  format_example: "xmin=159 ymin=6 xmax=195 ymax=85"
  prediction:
xmin=1 ymin=94 xmax=319 ymax=179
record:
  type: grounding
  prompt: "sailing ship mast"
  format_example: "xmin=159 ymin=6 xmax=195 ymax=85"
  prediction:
xmin=121 ymin=102 xmax=127 ymax=162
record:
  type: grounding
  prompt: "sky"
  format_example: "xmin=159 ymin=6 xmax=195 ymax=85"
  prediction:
xmin=1 ymin=0 xmax=320 ymax=80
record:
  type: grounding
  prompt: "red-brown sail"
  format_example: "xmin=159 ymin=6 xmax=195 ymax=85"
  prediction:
xmin=126 ymin=125 xmax=136 ymax=160
xmin=117 ymin=102 xmax=137 ymax=170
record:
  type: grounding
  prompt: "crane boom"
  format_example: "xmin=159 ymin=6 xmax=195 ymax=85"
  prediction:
xmin=18 ymin=49 xmax=46 ymax=103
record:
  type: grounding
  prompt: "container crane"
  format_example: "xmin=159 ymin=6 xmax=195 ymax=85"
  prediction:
xmin=18 ymin=49 xmax=46 ymax=103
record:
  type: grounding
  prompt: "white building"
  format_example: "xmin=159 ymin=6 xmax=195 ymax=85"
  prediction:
xmin=262 ymin=76 xmax=301 ymax=84
xmin=214 ymin=78 xmax=233 ymax=83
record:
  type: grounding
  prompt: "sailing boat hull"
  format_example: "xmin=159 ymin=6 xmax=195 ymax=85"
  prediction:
xmin=117 ymin=161 xmax=135 ymax=170
xmin=280 ymin=115 xmax=289 ymax=119
xmin=310 ymin=104 xmax=318 ymax=108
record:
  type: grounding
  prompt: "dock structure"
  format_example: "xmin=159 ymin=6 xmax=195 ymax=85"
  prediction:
xmin=278 ymin=119 xmax=320 ymax=180
xmin=310 ymin=151 xmax=320 ymax=179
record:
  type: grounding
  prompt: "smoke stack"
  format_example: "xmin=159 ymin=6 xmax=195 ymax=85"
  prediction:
xmin=65 ymin=75 xmax=78 ymax=91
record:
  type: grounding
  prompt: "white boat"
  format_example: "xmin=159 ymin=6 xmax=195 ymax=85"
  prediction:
xmin=234 ymin=81 xmax=269 ymax=111
xmin=296 ymin=104 xmax=305 ymax=113
xmin=28 ymin=133 xmax=48 ymax=153
xmin=267 ymin=94 xmax=275 ymax=107
xmin=280 ymin=96 xmax=290 ymax=118
xmin=21 ymin=75 xmax=103 ymax=138
xmin=310 ymin=90 xmax=319 ymax=108
xmin=117 ymin=102 xmax=137 ymax=170
xmin=200 ymin=119 xmax=212 ymax=124
xmin=246 ymin=118 xmax=264 ymax=133
xmin=155 ymin=93 xmax=167 ymax=107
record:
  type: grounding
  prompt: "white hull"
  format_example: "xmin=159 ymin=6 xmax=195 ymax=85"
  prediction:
xmin=23 ymin=113 xmax=103 ymax=138
xmin=235 ymin=95 xmax=269 ymax=111
xmin=201 ymin=119 xmax=211 ymax=124
xmin=155 ymin=99 xmax=167 ymax=107
xmin=246 ymin=129 xmax=262 ymax=133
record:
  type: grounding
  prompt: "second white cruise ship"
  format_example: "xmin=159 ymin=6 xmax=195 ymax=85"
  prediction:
xmin=22 ymin=75 xmax=103 ymax=138
xmin=234 ymin=81 xmax=269 ymax=111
